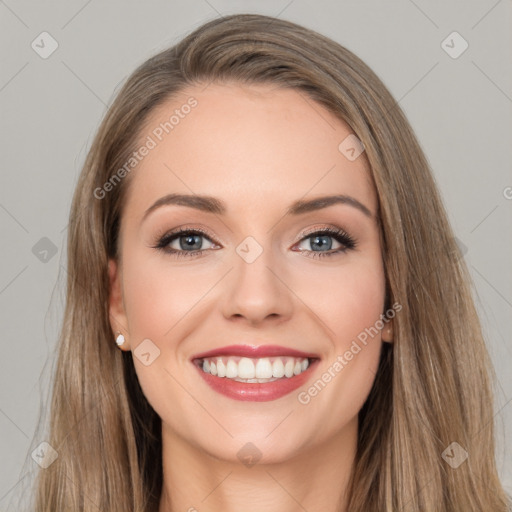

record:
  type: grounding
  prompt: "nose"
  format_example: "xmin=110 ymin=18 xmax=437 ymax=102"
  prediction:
xmin=220 ymin=239 xmax=294 ymax=326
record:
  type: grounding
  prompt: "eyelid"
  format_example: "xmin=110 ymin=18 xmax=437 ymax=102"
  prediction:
xmin=154 ymin=223 xmax=352 ymax=243
xmin=153 ymin=225 xmax=221 ymax=246
xmin=294 ymin=223 xmax=353 ymax=242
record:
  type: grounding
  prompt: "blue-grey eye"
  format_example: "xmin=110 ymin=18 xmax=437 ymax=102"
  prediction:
xmin=297 ymin=233 xmax=340 ymax=252
xmin=166 ymin=232 xmax=215 ymax=252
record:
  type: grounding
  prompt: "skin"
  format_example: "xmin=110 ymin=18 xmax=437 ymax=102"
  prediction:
xmin=108 ymin=82 xmax=393 ymax=512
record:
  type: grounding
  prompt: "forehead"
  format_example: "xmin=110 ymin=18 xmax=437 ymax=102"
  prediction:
xmin=124 ymin=82 xmax=377 ymax=219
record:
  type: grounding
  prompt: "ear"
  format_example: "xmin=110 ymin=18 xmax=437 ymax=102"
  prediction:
xmin=108 ymin=258 xmax=130 ymax=350
xmin=381 ymin=319 xmax=394 ymax=344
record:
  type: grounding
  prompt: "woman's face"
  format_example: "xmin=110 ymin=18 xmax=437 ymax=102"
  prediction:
xmin=109 ymin=82 xmax=393 ymax=463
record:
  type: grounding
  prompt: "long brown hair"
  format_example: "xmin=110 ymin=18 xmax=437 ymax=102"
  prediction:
xmin=22 ymin=13 xmax=510 ymax=511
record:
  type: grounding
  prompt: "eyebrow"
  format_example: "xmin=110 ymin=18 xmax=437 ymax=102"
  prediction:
xmin=141 ymin=193 xmax=373 ymax=223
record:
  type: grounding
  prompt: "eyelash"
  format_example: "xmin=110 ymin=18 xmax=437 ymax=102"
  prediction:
xmin=152 ymin=226 xmax=357 ymax=260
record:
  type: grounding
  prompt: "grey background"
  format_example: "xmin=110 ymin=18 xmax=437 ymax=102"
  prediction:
xmin=1 ymin=0 xmax=511 ymax=509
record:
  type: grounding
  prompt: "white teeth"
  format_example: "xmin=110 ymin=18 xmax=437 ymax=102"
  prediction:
xmin=272 ymin=359 xmax=285 ymax=378
xmin=216 ymin=359 xmax=226 ymax=377
xmin=238 ymin=357 xmax=255 ymax=379
xmin=233 ymin=377 xmax=281 ymax=383
xmin=200 ymin=356 xmax=311 ymax=381
xmin=284 ymin=359 xmax=294 ymax=377
xmin=255 ymin=358 xmax=273 ymax=378
xmin=226 ymin=359 xmax=237 ymax=378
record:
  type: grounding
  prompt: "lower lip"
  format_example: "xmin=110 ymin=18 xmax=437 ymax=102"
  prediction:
xmin=193 ymin=359 xmax=320 ymax=402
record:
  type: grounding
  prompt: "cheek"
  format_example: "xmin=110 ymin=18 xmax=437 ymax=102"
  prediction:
xmin=120 ymin=249 xmax=215 ymax=417
xmin=121 ymin=249 xmax=215 ymax=341
xmin=330 ymin=268 xmax=385 ymax=343
xmin=289 ymin=254 xmax=386 ymax=346
xmin=294 ymin=258 xmax=386 ymax=428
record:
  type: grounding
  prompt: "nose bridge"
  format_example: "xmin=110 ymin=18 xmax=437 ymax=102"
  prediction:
xmin=222 ymin=232 xmax=293 ymax=323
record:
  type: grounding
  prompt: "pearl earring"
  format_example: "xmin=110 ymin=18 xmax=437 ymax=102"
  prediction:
xmin=115 ymin=332 xmax=125 ymax=348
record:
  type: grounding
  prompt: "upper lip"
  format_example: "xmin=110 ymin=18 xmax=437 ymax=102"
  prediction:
xmin=191 ymin=344 xmax=320 ymax=360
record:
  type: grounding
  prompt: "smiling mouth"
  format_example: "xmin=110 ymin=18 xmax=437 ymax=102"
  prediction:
xmin=193 ymin=356 xmax=319 ymax=383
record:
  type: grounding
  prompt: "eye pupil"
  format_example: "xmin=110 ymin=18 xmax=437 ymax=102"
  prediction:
xmin=311 ymin=235 xmax=332 ymax=251
xmin=180 ymin=234 xmax=202 ymax=250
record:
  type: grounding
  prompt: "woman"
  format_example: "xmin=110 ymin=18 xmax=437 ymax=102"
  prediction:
xmin=29 ymin=13 xmax=510 ymax=512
